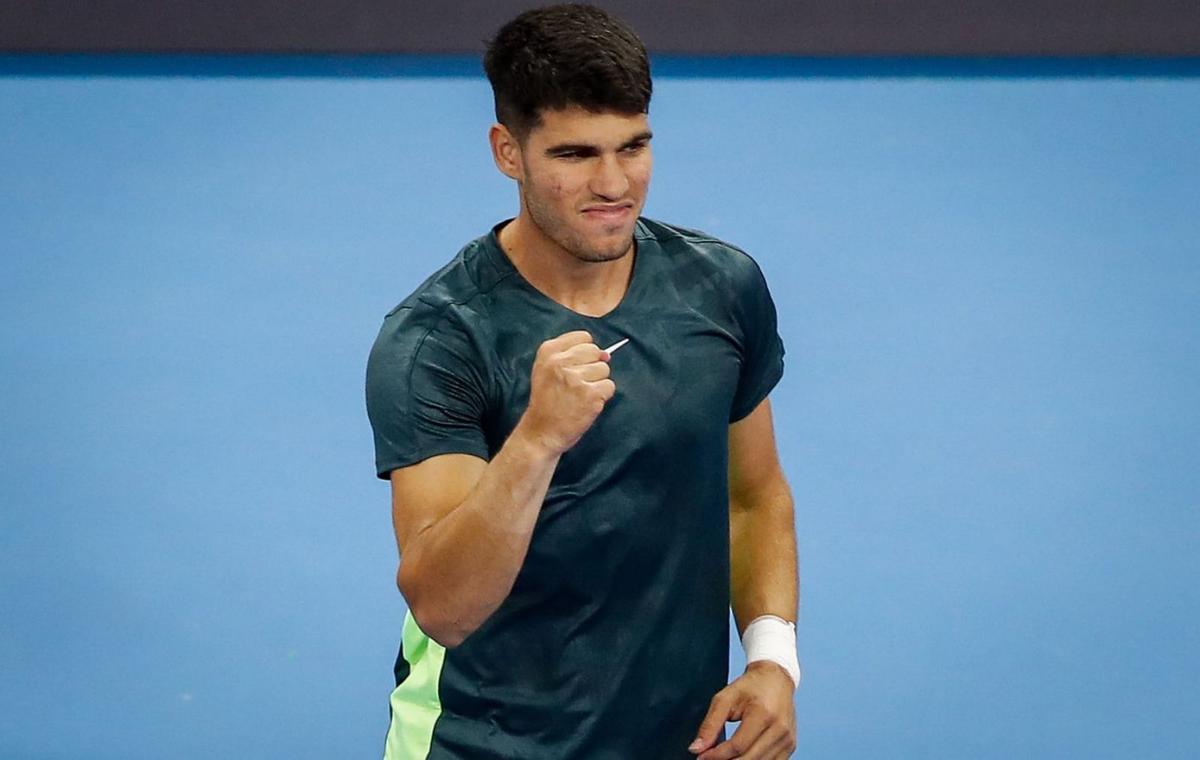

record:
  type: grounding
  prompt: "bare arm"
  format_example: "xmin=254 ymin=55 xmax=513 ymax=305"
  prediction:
xmin=390 ymin=330 xmax=615 ymax=648
xmin=390 ymin=433 xmax=556 ymax=648
xmin=692 ymin=397 xmax=798 ymax=760
xmin=728 ymin=397 xmax=798 ymax=635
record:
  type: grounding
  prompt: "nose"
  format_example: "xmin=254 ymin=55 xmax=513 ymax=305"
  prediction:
xmin=590 ymin=154 xmax=629 ymax=201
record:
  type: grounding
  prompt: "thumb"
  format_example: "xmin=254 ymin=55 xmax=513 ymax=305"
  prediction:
xmin=689 ymin=690 xmax=736 ymax=753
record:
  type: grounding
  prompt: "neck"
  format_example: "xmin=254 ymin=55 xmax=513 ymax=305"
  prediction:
xmin=498 ymin=213 xmax=635 ymax=318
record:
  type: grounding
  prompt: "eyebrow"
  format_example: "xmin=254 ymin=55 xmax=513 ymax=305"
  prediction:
xmin=544 ymin=130 xmax=654 ymax=157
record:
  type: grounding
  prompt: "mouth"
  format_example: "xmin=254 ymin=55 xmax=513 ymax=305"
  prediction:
xmin=581 ymin=204 xmax=634 ymax=223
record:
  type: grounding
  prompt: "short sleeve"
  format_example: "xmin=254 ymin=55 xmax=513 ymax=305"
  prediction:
xmin=365 ymin=307 xmax=491 ymax=479
xmin=728 ymin=254 xmax=786 ymax=422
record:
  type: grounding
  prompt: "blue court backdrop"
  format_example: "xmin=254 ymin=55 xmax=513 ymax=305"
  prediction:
xmin=1 ymin=58 xmax=1198 ymax=759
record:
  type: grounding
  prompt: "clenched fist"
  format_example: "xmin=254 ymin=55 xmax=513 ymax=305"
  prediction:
xmin=517 ymin=330 xmax=616 ymax=456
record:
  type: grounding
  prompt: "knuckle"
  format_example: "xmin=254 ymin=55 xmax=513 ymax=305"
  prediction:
xmin=561 ymin=345 xmax=585 ymax=363
xmin=577 ymin=344 xmax=598 ymax=362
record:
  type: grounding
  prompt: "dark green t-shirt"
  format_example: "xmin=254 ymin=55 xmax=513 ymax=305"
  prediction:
xmin=366 ymin=217 xmax=785 ymax=759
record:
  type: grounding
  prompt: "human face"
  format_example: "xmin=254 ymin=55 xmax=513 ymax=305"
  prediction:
xmin=515 ymin=107 xmax=653 ymax=263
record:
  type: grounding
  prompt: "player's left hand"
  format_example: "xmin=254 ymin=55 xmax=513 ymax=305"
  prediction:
xmin=688 ymin=661 xmax=796 ymax=759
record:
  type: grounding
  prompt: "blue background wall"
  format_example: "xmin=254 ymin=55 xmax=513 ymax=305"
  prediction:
xmin=1 ymin=59 xmax=1198 ymax=759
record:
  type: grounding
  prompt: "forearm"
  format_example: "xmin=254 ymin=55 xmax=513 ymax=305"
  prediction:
xmin=400 ymin=419 xmax=560 ymax=646
xmin=729 ymin=479 xmax=798 ymax=635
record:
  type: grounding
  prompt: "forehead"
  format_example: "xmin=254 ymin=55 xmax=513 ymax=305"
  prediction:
xmin=526 ymin=106 xmax=651 ymax=147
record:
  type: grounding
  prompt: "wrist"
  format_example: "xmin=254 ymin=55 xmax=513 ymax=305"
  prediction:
xmin=745 ymin=659 xmax=795 ymax=684
xmin=741 ymin=614 xmax=801 ymax=689
xmin=508 ymin=416 xmax=564 ymax=462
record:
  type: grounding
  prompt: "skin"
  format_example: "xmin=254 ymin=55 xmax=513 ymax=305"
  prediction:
xmin=489 ymin=106 xmax=653 ymax=317
xmin=391 ymin=330 xmax=613 ymax=647
xmin=388 ymin=106 xmax=798 ymax=758
xmin=692 ymin=398 xmax=799 ymax=760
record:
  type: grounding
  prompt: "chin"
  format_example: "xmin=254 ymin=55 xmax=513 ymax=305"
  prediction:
xmin=572 ymin=226 xmax=637 ymax=262
xmin=570 ymin=237 xmax=633 ymax=263
xmin=573 ymin=249 xmax=628 ymax=263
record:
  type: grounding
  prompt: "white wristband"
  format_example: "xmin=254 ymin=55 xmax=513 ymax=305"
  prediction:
xmin=741 ymin=614 xmax=801 ymax=689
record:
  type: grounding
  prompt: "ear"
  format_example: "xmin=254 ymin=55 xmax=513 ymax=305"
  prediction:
xmin=489 ymin=123 xmax=524 ymax=182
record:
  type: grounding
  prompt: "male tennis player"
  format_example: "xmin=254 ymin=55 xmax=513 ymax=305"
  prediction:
xmin=366 ymin=4 xmax=799 ymax=758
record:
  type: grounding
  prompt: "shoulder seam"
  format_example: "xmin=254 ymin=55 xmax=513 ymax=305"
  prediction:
xmin=416 ymin=267 xmax=519 ymax=311
xmin=640 ymin=218 xmax=754 ymax=259
xmin=402 ymin=269 xmax=513 ymax=408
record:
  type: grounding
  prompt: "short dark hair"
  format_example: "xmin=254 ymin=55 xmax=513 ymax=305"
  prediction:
xmin=483 ymin=4 xmax=652 ymax=140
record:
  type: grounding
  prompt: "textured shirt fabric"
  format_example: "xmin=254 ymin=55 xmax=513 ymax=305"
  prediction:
xmin=365 ymin=217 xmax=785 ymax=759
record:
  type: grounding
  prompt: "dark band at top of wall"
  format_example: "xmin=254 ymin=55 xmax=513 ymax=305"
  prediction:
xmin=3 ymin=55 xmax=1200 ymax=80
xmin=2 ymin=0 xmax=1199 ymax=56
